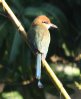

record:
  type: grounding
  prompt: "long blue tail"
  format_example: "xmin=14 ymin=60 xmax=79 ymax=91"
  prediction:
xmin=36 ymin=53 xmax=41 ymax=80
xmin=36 ymin=54 xmax=43 ymax=88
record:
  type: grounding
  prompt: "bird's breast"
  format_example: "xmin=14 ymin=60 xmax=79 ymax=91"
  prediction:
xmin=34 ymin=25 xmax=50 ymax=54
xmin=28 ymin=25 xmax=51 ymax=56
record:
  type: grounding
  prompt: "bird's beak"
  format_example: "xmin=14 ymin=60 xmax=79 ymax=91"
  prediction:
xmin=50 ymin=23 xmax=58 ymax=28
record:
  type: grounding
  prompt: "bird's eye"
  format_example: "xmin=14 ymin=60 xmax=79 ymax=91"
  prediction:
xmin=42 ymin=21 xmax=48 ymax=24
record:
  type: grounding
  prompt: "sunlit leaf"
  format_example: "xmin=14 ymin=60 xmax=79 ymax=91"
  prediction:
xmin=2 ymin=91 xmax=23 ymax=99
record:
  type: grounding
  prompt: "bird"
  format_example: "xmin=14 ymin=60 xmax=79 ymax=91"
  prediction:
xmin=28 ymin=15 xmax=57 ymax=88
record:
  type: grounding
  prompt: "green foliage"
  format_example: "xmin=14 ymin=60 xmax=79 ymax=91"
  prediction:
xmin=9 ymin=31 xmax=22 ymax=64
xmin=0 ymin=0 xmax=81 ymax=99
xmin=2 ymin=91 xmax=23 ymax=99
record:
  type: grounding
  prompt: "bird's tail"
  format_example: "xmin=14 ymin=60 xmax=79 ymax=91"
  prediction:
xmin=36 ymin=53 xmax=43 ymax=88
xmin=36 ymin=53 xmax=41 ymax=80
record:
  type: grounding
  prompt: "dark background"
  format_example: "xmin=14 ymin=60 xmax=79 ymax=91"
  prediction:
xmin=0 ymin=0 xmax=81 ymax=99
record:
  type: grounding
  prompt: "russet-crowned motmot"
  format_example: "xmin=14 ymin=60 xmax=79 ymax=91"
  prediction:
xmin=28 ymin=15 xmax=57 ymax=88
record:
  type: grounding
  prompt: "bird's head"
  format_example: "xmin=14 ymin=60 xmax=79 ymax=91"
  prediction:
xmin=31 ymin=15 xmax=58 ymax=29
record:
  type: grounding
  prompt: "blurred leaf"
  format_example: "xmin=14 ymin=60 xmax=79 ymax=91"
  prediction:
xmin=24 ymin=7 xmax=45 ymax=17
xmin=9 ymin=31 xmax=22 ymax=64
xmin=21 ymin=44 xmax=33 ymax=80
xmin=62 ymin=43 xmax=71 ymax=56
xmin=11 ymin=0 xmax=23 ymax=9
xmin=0 ymin=22 xmax=8 ymax=44
xmin=21 ymin=16 xmax=31 ymax=30
xmin=2 ymin=91 xmax=23 ymax=99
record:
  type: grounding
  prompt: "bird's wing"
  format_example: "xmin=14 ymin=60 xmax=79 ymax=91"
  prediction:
xmin=28 ymin=26 xmax=36 ymax=52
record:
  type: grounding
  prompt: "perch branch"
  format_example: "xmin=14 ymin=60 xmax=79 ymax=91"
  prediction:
xmin=0 ymin=0 xmax=71 ymax=99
